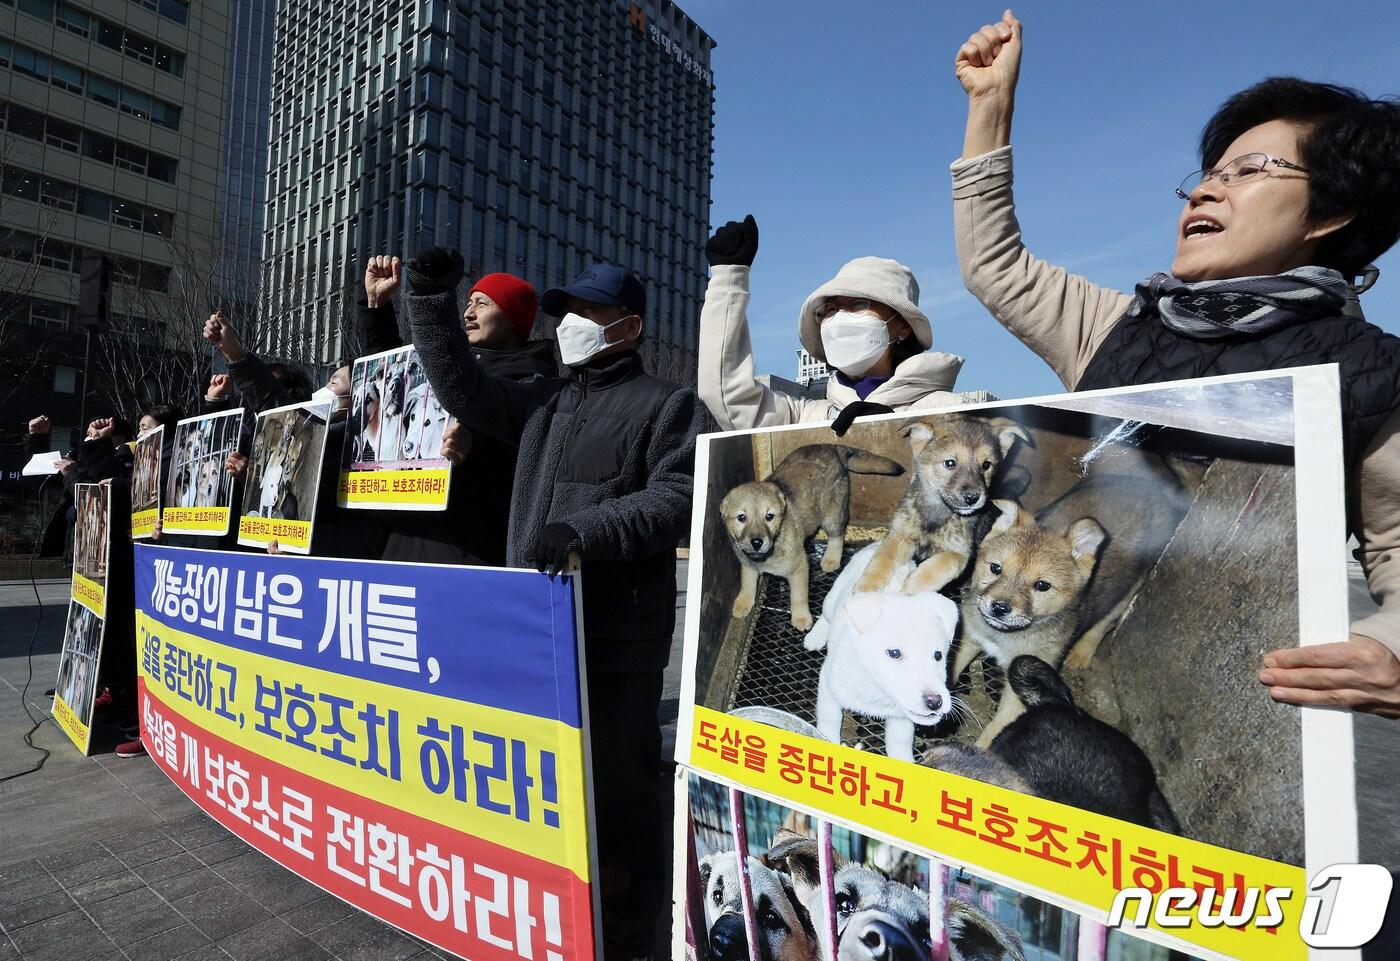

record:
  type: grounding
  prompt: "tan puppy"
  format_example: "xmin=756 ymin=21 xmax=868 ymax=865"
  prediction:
xmin=722 ymin=444 xmax=904 ymax=630
xmin=856 ymin=414 xmax=1031 ymax=595
xmin=957 ymin=470 xmax=1192 ymax=744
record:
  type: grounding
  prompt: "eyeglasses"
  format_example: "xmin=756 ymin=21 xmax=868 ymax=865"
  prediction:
xmin=815 ymin=298 xmax=889 ymax=322
xmin=1175 ymin=152 xmax=1308 ymax=200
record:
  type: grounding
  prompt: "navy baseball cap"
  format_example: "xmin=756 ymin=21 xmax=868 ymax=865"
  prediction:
xmin=541 ymin=264 xmax=647 ymax=318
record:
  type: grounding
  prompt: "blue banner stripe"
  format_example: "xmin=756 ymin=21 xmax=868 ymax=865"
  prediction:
xmin=134 ymin=544 xmax=581 ymax=726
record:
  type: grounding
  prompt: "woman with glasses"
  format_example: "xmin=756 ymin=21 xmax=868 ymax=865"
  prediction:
xmin=950 ymin=10 xmax=1400 ymax=719
xmin=698 ymin=214 xmax=992 ymax=433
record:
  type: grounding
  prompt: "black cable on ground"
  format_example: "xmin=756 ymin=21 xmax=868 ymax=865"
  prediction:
xmin=0 ymin=474 xmax=56 ymax=785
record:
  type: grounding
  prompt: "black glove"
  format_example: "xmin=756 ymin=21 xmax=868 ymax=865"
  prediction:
xmin=405 ymin=247 xmax=465 ymax=295
xmin=831 ymin=401 xmax=894 ymax=437
xmin=705 ymin=214 xmax=759 ymax=268
xmin=533 ymin=523 xmax=581 ymax=577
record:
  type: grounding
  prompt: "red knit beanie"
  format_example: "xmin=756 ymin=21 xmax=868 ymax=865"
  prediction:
xmin=470 ymin=273 xmax=538 ymax=339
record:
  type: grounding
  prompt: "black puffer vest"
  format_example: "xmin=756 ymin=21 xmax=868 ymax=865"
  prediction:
xmin=1078 ymin=306 xmax=1400 ymax=468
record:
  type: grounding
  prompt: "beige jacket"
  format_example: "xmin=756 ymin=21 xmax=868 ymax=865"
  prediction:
xmin=951 ymin=145 xmax=1400 ymax=658
xmin=698 ymin=264 xmax=992 ymax=430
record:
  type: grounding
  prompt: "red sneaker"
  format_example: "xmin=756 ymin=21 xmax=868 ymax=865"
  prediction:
xmin=92 ymin=687 xmax=114 ymax=712
xmin=114 ymin=739 xmax=147 ymax=759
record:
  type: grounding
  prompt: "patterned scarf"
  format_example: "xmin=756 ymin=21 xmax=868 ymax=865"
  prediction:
xmin=1128 ymin=266 xmax=1349 ymax=340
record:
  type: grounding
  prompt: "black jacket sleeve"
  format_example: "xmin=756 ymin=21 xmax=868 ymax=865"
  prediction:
xmin=358 ymin=296 xmax=405 ymax=354
xmin=227 ymin=353 xmax=290 ymax=413
xmin=568 ymin=387 xmax=704 ymax=561
xmin=25 ymin=431 xmax=51 ymax=456
xmin=405 ymin=282 xmax=559 ymax=445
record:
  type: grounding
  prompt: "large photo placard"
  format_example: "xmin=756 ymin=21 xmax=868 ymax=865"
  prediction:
xmin=56 ymin=482 xmax=112 ymax=753
xmin=676 ymin=368 xmax=1353 ymax=961
xmin=237 ymin=400 xmax=331 ymax=554
xmin=338 ymin=345 xmax=454 ymax=511
xmin=163 ymin=408 xmax=246 ymax=536
xmin=131 ymin=425 xmax=164 ymax=540
xmin=134 ymin=544 xmax=599 ymax=960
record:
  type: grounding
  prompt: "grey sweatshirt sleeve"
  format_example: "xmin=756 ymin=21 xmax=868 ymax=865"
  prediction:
xmin=404 ymin=284 xmax=555 ymax=445
xmin=569 ymin=387 xmax=703 ymax=562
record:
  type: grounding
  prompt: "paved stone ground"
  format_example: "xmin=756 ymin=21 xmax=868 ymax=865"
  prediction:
xmin=0 ymin=568 xmax=688 ymax=961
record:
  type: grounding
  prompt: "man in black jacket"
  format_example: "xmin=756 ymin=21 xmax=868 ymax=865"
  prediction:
xmin=406 ymin=249 xmax=702 ymax=961
xmin=357 ymin=255 xmax=557 ymax=565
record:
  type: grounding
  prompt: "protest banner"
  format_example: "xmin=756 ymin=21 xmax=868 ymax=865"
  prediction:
xmin=675 ymin=368 xmax=1358 ymax=961
xmin=132 ymin=425 xmax=164 ymax=540
xmin=338 ymin=345 xmax=454 ymax=511
xmin=134 ymin=544 xmax=598 ymax=960
xmin=55 ymin=482 xmax=112 ymax=752
xmin=237 ymin=401 xmax=331 ymax=554
xmin=163 ymin=408 xmax=246 ymax=536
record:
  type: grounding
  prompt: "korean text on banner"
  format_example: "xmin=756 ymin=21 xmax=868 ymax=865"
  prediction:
xmin=134 ymin=544 xmax=596 ymax=961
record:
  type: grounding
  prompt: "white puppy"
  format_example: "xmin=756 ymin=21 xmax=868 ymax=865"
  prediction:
xmin=807 ymin=542 xmax=960 ymax=762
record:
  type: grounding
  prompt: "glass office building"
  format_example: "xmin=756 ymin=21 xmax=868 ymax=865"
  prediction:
xmin=215 ymin=0 xmax=276 ymax=315
xmin=259 ymin=0 xmax=716 ymax=384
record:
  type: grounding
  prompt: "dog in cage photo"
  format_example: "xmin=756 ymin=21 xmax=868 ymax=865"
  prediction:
xmin=807 ymin=541 xmax=963 ymax=761
xmin=954 ymin=462 xmax=1194 ymax=745
xmin=855 ymin=415 xmax=1031 ymax=595
xmin=697 ymin=849 xmax=820 ymax=961
xmin=687 ymin=776 xmax=1030 ymax=961
xmin=720 ymin=444 xmax=904 ymax=631
xmin=766 ymin=831 xmax=1026 ymax=961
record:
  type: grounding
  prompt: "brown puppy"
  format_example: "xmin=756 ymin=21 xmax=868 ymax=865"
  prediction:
xmin=722 ymin=444 xmax=904 ymax=630
xmin=856 ymin=415 xmax=1031 ymax=595
xmin=957 ymin=469 xmax=1192 ymax=745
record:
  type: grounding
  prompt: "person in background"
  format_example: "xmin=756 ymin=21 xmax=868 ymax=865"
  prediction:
xmin=356 ymin=254 xmax=557 ymax=565
xmin=407 ymin=250 xmax=702 ymax=961
xmin=950 ymin=10 xmax=1400 ymax=719
xmin=699 ymin=214 xmax=992 ymax=436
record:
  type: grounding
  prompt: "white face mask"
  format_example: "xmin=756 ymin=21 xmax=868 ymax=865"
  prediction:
xmin=311 ymin=386 xmax=349 ymax=414
xmin=820 ymin=312 xmax=889 ymax=377
xmin=556 ymin=311 xmax=633 ymax=366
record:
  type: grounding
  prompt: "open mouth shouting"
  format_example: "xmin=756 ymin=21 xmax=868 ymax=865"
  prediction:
xmin=1182 ymin=214 xmax=1224 ymax=241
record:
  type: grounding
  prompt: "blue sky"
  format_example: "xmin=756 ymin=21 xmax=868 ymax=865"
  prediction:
xmin=689 ymin=0 xmax=1400 ymax=399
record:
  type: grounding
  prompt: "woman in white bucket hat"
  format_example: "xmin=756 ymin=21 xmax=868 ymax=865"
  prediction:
xmin=697 ymin=214 xmax=991 ymax=433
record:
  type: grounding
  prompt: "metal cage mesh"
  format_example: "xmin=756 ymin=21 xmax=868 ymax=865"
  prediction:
xmin=723 ymin=539 xmax=897 ymax=752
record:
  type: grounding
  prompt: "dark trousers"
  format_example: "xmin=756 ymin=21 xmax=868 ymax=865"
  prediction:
xmin=586 ymin=668 xmax=665 ymax=961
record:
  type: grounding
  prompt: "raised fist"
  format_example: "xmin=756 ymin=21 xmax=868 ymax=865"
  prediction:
xmin=207 ymin=374 xmax=233 ymax=400
xmin=406 ymin=247 xmax=465 ymax=294
xmin=955 ymin=9 xmax=1022 ymax=99
xmin=364 ymin=255 xmax=402 ymax=308
xmin=203 ymin=310 xmax=245 ymax=361
xmin=28 ymin=415 xmax=50 ymax=435
xmin=706 ymin=215 xmax=759 ymax=268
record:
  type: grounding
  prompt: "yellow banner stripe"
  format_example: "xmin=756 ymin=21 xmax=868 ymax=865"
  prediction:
xmin=132 ymin=508 xmax=158 ymax=539
xmin=137 ymin=611 xmax=589 ymax=881
xmin=237 ymin=517 xmax=313 ymax=552
xmin=337 ymin=469 xmax=450 ymax=508
xmin=689 ymin=706 xmax=1306 ymax=961
xmin=162 ymin=507 xmax=232 ymax=533
xmin=52 ymin=694 xmax=90 ymax=753
xmin=72 ymin=572 xmax=105 ymax=618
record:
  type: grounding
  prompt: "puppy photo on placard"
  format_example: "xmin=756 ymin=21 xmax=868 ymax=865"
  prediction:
xmin=721 ymin=444 xmax=904 ymax=631
xmin=955 ymin=460 xmax=1192 ymax=744
xmin=856 ymin=414 xmax=1031 ymax=595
